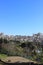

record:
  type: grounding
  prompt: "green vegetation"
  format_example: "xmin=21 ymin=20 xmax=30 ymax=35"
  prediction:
xmin=0 ymin=35 xmax=43 ymax=63
xmin=0 ymin=54 xmax=7 ymax=59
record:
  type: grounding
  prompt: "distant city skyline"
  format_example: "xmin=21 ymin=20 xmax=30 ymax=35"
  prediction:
xmin=0 ymin=0 xmax=43 ymax=35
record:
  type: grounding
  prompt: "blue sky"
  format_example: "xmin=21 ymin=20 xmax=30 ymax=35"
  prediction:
xmin=0 ymin=0 xmax=43 ymax=35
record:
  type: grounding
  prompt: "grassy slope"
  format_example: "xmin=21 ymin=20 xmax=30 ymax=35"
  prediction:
xmin=0 ymin=54 xmax=7 ymax=59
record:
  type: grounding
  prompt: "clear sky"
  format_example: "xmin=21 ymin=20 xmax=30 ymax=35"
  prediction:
xmin=0 ymin=0 xmax=43 ymax=35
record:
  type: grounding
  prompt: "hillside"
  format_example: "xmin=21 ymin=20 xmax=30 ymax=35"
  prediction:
xmin=0 ymin=33 xmax=43 ymax=63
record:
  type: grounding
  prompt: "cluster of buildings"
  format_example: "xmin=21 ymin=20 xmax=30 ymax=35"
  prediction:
xmin=0 ymin=33 xmax=43 ymax=44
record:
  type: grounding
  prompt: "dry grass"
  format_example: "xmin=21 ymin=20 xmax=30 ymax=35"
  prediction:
xmin=2 ymin=56 xmax=37 ymax=63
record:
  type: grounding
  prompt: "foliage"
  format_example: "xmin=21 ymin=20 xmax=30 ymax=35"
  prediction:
xmin=0 ymin=37 xmax=43 ymax=63
xmin=0 ymin=54 xmax=7 ymax=59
